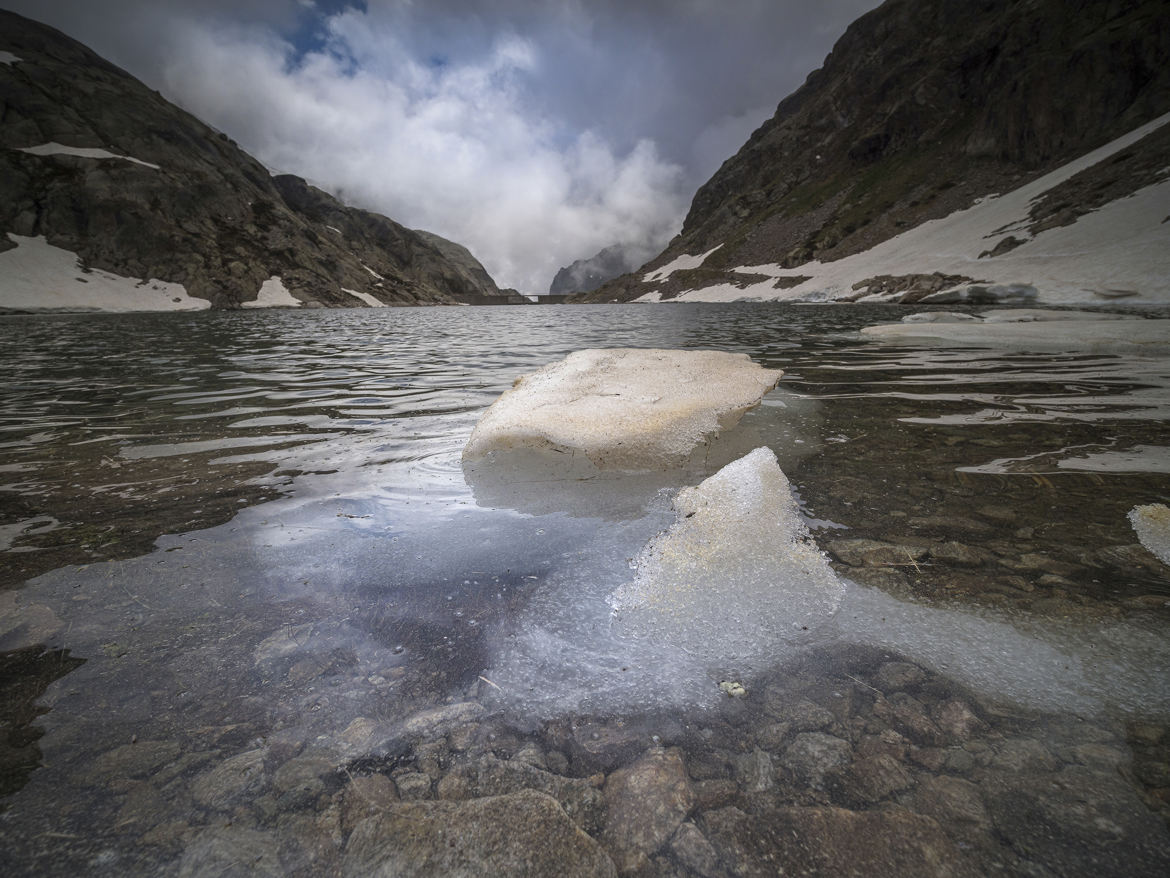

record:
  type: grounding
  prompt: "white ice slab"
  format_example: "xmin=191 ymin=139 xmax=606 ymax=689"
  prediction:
xmin=462 ymin=348 xmax=782 ymax=469
xmin=610 ymin=446 xmax=845 ymax=661
xmin=0 ymin=51 xmax=22 ymax=65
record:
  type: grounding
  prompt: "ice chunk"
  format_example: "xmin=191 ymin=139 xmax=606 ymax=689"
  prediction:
xmin=1130 ymin=503 xmax=1170 ymax=565
xmin=900 ymin=311 xmax=980 ymax=323
xmin=462 ymin=349 xmax=782 ymax=470
xmin=859 ymin=318 xmax=1170 ymax=354
xmin=609 ymin=447 xmax=845 ymax=665
xmin=978 ymin=308 xmax=1138 ymax=323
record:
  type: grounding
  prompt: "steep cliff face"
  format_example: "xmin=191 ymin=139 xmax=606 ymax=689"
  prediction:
xmin=585 ymin=0 xmax=1170 ymax=303
xmin=0 ymin=10 xmax=502 ymax=310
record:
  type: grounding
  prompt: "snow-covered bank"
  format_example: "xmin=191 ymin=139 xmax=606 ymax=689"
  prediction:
xmin=662 ymin=112 xmax=1170 ymax=305
xmin=0 ymin=234 xmax=208 ymax=312
xmin=860 ymin=316 xmax=1170 ymax=354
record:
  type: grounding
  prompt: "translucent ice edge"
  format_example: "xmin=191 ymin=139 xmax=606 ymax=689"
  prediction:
xmin=1130 ymin=503 xmax=1170 ymax=566
xmin=482 ymin=448 xmax=1170 ymax=718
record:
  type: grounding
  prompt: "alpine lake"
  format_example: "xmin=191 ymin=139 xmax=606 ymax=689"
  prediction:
xmin=2 ymin=302 xmax=1169 ymax=876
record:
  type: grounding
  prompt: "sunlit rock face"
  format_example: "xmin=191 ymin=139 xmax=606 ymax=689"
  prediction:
xmin=610 ymin=447 xmax=844 ymax=663
xmin=462 ymin=349 xmax=782 ymax=470
xmin=1130 ymin=504 xmax=1170 ymax=566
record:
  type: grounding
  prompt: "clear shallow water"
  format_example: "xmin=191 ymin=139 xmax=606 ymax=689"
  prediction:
xmin=2 ymin=304 xmax=1170 ymax=876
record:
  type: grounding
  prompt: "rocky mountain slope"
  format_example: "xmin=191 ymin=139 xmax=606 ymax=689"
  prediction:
xmin=583 ymin=0 xmax=1170 ymax=305
xmin=0 ymin=9 xmax=504 ymax=310
xmin=548 ymin=243 xmax=653 ymax=295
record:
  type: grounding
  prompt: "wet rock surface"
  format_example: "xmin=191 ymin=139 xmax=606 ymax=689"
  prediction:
xmin=341 ymin=790 xmax=617 ymax=878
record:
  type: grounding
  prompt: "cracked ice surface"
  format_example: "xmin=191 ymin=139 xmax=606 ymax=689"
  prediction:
xmin=462 ymin=348 xmax=782 ymax=470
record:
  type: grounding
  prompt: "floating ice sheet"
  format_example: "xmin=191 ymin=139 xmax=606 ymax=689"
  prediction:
xmin=1130 ymin=504 xmax=1170 ymax=566
xmin=610 ymin=447 xmax=845 ymax=661
xmin=462 ymin=349 xmax=782 ymax=470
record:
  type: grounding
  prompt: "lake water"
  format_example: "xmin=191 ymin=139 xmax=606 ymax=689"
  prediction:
xmin=2 ymin=304 xmax=1169 ymax=875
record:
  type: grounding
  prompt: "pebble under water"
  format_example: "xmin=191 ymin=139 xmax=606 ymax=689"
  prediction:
xmin=1 ymin=303 xmax=1169 ymax=876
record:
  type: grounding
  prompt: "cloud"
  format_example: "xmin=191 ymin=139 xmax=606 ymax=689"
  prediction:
xmin=1 ymin=0 xmax=880 ymax=291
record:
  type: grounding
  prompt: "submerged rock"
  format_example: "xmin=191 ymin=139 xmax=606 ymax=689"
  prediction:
xmin=610 ymin=447 xmax=845 ymax=664
xmin=1130 ymin=503 xmax=1170 ymax=565
xmin=341 ymin=789 xmax=616 ymax=877
xmin=602 ymin=747 xmax=695 ymax=873
xmin=700 ymin=804 xmax=980 ymax=878
xmin=462 ymin=348 xmax=781 ymax=470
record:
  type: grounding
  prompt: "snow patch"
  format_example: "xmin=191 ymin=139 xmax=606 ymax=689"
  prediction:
xmin=632 ymin=291 xmax=663 ymax=303
xmin=15 ymin=142 xmax=160 ymax=169
xmin=674 ymin=112 xmax=1170 ymax=304
xmin=1130 ymin=504 xmax=1170 ymax=566
xmin=0 ymin=234 xmax=208 ymax=312
xmin=361 ymin=263 xmax=385 ymax=280
xmin=242 ymin=276 xmax=300 ymax=308
xmin=643 ymin=245 xmax=723 ymax=283
xmin=342 ymin=287 xmax=386 ymax=308
xmin=325 ymin=225 xmax=342 ymax=234
xmin=0 ymin=51 xmax=22 ymax=65
xmin=610 ymin=447 xmax=845 ymax=663
xmin=462 ymin=348 xmax=782 ymax=470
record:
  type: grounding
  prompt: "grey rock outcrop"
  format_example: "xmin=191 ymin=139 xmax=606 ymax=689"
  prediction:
xmin=549 ymin=242 xmax=652 ymax=295
xmin=583 ymin=0 xmax=1170 ymax=302
xmin=0 ymin=9 xmax=503 ymax=309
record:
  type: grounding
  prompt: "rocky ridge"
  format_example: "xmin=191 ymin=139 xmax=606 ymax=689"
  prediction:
xmin=0 ymin=10 xmax=504 ymax=310
xmin=549 ymin=243 xmax=653 ymax=295
xmin=583 ymin=0 xmax=1170 ymax=304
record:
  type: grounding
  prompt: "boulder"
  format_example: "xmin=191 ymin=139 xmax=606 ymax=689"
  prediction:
xmin=602 ymin=748 xmax=695 ymax=873
xmin=341 ymin=790 xmax=616 ymax=877
xmin=701 ymin=804 xmax=979 ymax=877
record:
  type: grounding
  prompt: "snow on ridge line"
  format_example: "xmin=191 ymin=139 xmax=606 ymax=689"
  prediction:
xmin=242 ymin=276 xmax=301 ymax=308
xmin=670 ymin=111 xmax=1170 ymax=305
xmin=15 ymin=142 xmax=160 ymax=169
xmin=642 ymin=244 xmax=723 ymax=283
xmin=0 ymin=234 xmax=208 ymax=311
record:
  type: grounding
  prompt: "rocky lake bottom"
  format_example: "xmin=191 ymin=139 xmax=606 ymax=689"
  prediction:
xmin=1 ymin=303 xmax=1169 ymax=876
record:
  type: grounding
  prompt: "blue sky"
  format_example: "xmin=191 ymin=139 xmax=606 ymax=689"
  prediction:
xmin=2 ymin=0 xmax=880 ymax=292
